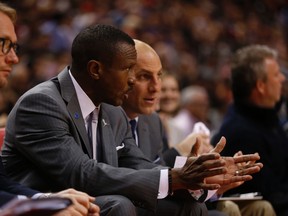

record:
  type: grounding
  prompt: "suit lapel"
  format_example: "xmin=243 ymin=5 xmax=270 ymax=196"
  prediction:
xmin=98 ymin=107 xmax=118 ymax=166
xmin=58 ymin=68 xmax=93 ymax=158
xmin=137 ymin=117 xmax=152 ymax=157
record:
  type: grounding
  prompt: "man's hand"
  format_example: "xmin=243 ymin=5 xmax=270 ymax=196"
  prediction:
xmin=170 ymin=136 xmax=263 ymax=194
xmin=53 ymin=188 xmax=100 ymax=216
xmin=216 ymin=151 xmax=244 ymax=195
xmin=206 ymin=137 xmax=263 ymax=186
xmin=171 ymin=138 xmax=227 ymax=191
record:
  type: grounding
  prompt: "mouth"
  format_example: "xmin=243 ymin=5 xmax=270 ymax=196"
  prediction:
xmin=1 ymin=70 xmax=11 ymax=77
xmin=2 ymin=68 xmax=11 ymax=72
xmin=144 ymin=97 xmax=157 ymax=104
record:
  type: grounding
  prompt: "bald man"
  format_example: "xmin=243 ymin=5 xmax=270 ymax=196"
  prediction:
xmin=122 ymin=40 xmax=222 ymax=216
xmin=121 ymin=39 xmax=211 ymax=216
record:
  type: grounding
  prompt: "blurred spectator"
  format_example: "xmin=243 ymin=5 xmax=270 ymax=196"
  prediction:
xmin=212 ymin=44 xmax=286 ymax=215
xmin=158 ymin=73 xmax=182 ymax=147
xmin=168 ymin=85 xmax=211 ymax=144
xmin=0 ymin=0 xmax=288 ymax=125
xmin=158 ymin=71 xmax=273 ymax=216
xmin=209 ymin=77 xmax=233 ymax=136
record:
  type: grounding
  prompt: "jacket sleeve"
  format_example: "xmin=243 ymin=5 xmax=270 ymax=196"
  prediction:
xmin=0 ymin=157 xmax=38 ymax=199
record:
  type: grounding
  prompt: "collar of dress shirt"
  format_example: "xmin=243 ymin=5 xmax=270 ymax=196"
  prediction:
xmin=128 ymin=116 xmax=139 ymax=145
xmin=128 ymin=116 xmax=139 ymax=123
xmin=68 ymin=70 xmax=99 ymax=121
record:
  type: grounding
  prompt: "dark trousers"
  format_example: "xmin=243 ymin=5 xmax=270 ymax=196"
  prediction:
xmin=137 ymin=191 xmax=208 ymax=216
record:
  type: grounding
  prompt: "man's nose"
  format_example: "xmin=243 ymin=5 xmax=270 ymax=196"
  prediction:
xmin=127 ymin=67 xmax=135 ymax=86
xmin=149 ymin=77 xmax=161 ymax=92
xmin=127 ymin=77 xmax=135 ymax=87
xmin=5 ymin=49 xmax=19 ymax=64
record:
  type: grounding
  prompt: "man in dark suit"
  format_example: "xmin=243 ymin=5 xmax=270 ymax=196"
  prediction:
xmin=2 ymin=21 xmax=262 ymax=215
xmin=0 ymin=2 xmax=100 ymax=215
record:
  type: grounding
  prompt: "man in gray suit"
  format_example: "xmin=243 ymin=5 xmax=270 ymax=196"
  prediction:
xmin=2 ymin=24 xmax=261 ymax=216
xmin=0 ymin=2 xmax=101 ymax=216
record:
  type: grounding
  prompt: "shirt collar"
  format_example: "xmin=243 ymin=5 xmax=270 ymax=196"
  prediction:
xmin=128 ymin=116 xmax=139 ymax=122
xmin=68 ymin=70 xmax=99 ymax=121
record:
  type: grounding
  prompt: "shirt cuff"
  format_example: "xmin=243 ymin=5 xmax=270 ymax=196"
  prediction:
xmin=17 ymin=195 xmax=28 ymax=200
xmin=206 ymin=189 xmax=218 ymax=202
xmin=158 ymin=169 xmax=169 ymax=199
xmin=31 ymin=193 xmax=44 ymax=199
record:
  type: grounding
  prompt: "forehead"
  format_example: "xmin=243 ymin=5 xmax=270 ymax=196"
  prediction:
xmin=0 ymin=12 xmax=17 ymax=42
xmin=111 ymin=42 xmax=137 ymax=67
xmin=136 ymin=48 xmax=162 ymax=74
xmin=264 ymin=58 xmax=279 ymax=73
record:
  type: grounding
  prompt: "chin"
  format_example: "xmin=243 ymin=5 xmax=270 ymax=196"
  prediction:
xmin=0 ymin=80 xmax=7 ymax=89
xmin=141 ymin=109 xmax=154 ymax=115
xmin=105 ymin=98 xmax=123 ymax=107
xmin=113 ymin=101 xmax=123 ymax=107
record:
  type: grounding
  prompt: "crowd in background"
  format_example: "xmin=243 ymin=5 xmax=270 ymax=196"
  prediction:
xmin=1 ymin=0 xmax=288 ymax=130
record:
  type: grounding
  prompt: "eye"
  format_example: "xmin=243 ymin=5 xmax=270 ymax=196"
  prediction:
xmin=125 ymin=67 xmax=133 ymax=73
xmin=0 ymin=38 xmax=19 ymax=55
xmin=137 ymin=73 xmax=150 ymax=81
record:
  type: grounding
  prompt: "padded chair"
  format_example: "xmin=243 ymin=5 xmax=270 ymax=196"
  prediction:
xmin=0 ymin=127 xmax=5 ymax=150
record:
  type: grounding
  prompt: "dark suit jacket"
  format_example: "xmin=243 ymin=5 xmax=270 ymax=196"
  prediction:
xmin=2 ymin=67 xmax=164 ymax=211
xmin=137 ymin=113 xmax=180 ymax=167
xmin=0 ymin=156 xmax=38 ymax=207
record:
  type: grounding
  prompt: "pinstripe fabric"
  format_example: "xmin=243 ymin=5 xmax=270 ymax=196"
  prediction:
xmin=2 ymin=67 xmax=165 ymax=211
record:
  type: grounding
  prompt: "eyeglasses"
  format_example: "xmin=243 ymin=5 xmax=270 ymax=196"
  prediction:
xmin=0 ymin=38 xmax=19 ymax=55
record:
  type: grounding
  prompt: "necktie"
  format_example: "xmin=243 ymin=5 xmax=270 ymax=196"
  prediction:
xmin=87 ymin=109 xmax=101 ymax=160
xmin=129 ymin=119 xmax=137 ymax=140
xmin=87 ymin=112 xmax=93 ymax=149
xmin=96 ymin=119 xmax=102 ymax=162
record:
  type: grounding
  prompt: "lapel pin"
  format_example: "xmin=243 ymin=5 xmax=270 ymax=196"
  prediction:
xmin=74 ymin=112 xmax=80 ymax=119
xmin=102 ymin=119 xmax=109 ymax=126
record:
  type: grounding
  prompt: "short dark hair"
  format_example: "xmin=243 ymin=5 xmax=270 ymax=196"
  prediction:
xmin=71 ymin=24 xmax=135 ymax=72
xmin=231 ymin=44 xmax=277 ymax=103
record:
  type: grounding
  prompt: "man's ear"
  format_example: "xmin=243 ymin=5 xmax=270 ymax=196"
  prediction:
xmin=87 ymin=60 xmax=102 ymax=80
xmin=256 ymin=79 xmax=265 ymax=95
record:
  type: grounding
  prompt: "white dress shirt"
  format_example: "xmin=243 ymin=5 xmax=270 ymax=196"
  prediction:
xmin=69 ymin=71 xmax=99 ymax=160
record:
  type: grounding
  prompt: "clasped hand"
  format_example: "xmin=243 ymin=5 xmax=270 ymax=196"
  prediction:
xmin=171 ymin=136 xmax=263 ymax=192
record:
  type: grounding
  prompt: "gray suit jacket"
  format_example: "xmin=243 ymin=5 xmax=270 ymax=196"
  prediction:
xmin=137 ymin=113 xmax=165 ymax=165
xmin=2 ymin=67 xmax=163 ymax=210
xmin=137 ymin=113 xmax=181 ymax=167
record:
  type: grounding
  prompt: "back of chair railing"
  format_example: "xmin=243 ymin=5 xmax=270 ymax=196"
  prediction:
xmin=0 ymin=127 xmax=5 ymax=150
